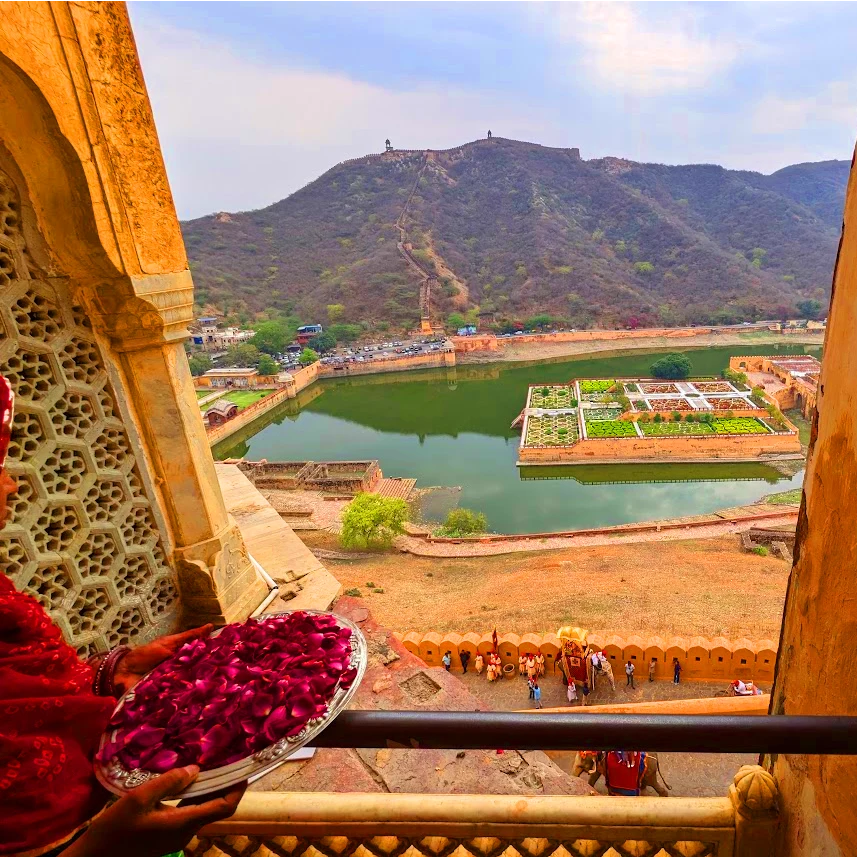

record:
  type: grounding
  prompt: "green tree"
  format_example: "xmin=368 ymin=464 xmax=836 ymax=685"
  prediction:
xmin=750 ymin=248 xmax=767 ymax=269
xmin=327 ymin=303 xmax=345 ymax=322
xmin=257 ymin=354 xmax=279 ymax=376
xmin=225 ymin=343 xmax=261 ymax=367
xmin=447 ymin=312 xmax=466 ymax=330
xmin=340 ymin=493 xmax=409 ymax=549
xmin=308 ymin=331 xmax=337 ymax=353
xmin=650 ymin=352 xmax=692 ymax=380
xmin=634 ymin=261 xmax=655 ymax=274
xmin=329 ymin=323 xmax=362 ymax=343
xmin=251 ymin=320 xmax=290 ymax=355
xmin=525 ymin=313 xmax=553 ymax=330
xmin=438 ymin=508 xmax=488 ymax=537
xmin=299 ymin=347 xmax=319 ymax=365
xmin=796 ymin=299 xmax=823 ymax=319
xmin=187 ymin=354 xmax=212 ymax=377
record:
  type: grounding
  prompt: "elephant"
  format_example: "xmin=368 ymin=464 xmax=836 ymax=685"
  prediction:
xmin=572 ymin=750 xmax=672 ymax=796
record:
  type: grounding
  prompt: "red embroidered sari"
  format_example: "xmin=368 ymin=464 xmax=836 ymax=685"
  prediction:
xmin=0 ymin=576 xmax=114 ymax=855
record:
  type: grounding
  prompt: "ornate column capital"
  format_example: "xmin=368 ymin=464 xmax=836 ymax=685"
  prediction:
xmin=174 ymin=517 xmax=268 ymax=626
xmin=80 ymin=270 xmax=195 ymax=351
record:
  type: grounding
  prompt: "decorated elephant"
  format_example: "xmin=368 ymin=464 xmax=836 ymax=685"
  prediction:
xmin=572 ymin=750 xmax=672 ymax=796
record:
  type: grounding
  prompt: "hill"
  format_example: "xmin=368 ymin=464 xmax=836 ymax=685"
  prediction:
xmin=180 ymin=139 xmax=848 ymax=329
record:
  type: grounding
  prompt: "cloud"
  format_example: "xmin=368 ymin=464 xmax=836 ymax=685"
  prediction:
xmin=545 ymin=3 xmax=745 ymax=95
xmin=131 ymin=18 xmax=556 ymax=218
xmin=751 ymin=80 xmax=857 ymax=135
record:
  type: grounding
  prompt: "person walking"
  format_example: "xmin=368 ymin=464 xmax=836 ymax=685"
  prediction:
xmin=527 ymin=676 xmax=535 ymax=700
xmin=442 ymin=651 xmax=452 ymax=671
xmin=532 ymin=682 xmax=542 ymax=709
xmin=475 ymin=653 xmax=484 ymax=675
xmin=625 ymin=660 xmax=635 ymax=689
xmin=673 ymin=657 xmax=682 ymax=684
xmin=460 ymin=650 xmax=471 ymax=673
xmin=566 ymin=680 xmax=577 ymax=704
xmin=648 ymin=658 xmax=657 ymax=682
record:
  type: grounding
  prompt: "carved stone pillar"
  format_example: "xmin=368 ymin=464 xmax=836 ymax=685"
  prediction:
xmin=87 ymin=274 xmax=268 ymax=626
xmin=729 ymin=765 xmax=780 ymax=857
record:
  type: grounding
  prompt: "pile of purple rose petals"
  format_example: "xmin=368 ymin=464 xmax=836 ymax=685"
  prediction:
xmin=97 ymin=612 xmax=358 ymax=773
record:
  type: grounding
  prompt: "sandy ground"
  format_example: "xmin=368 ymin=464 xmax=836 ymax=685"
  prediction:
xmin=459 ymin=331 xmax=824 ymax=364
xmin=300 ymin=531 xmax=790 ymax=639
xmin=454 ymin=668 xmax=760 ymax=797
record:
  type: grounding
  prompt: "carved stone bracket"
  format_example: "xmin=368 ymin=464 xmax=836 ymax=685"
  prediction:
xmin=174 ymin=517 xmax=268 ymax=626
xmin=730 ymin=764 xmax=780 ymax=857
xmin=77 ymin=270 xmax=195 ymax=351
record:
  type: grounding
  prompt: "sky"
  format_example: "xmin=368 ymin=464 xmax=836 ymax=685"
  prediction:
xmin=128 ymin=2 xmax=857 ymax=220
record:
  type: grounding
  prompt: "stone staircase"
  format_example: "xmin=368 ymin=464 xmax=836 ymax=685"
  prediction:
xmin=373 ymin=477 xmax=417 ymax=501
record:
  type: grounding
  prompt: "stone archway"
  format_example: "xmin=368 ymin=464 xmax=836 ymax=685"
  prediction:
xmin=0 ymin=5 xmax=266 ymax=639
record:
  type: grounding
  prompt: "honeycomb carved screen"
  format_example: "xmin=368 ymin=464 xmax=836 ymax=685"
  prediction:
xmin=0 ymin=177 xmax=180 ymax=655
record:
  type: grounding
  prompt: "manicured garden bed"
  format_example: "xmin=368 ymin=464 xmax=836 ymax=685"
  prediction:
xmin=585 ymin=419 xmax=638 ymax=438
xmin=640 ymin=421 xmax=714 ymax=436
xmin=525 ymin=414 xmax=579 ymax=446
xmin=584 ymin=406 xmax=623 ymax=421
xmin=579 ymin=379 xmax=615 ymax=394
xmin=711 ymin=418 xmax=769 ymax=435
xmin=529 ymin=385 xmax=576 ymax=409
xmin=647 ymin=398 xmax=693 ymax=411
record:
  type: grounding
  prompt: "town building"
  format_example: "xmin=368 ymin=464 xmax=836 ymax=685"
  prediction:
xmin=190 ymin=317 xmax=254 ymax=351
xmin=205 ymin=398 xmax=239 ymax=426
xmin=730 ymin=355 xmax=820 ymax=419
xmin=199 ymin=367 xmax=261 ymax=388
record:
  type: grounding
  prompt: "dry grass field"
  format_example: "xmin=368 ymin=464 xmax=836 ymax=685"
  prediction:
xmin=302 ymin=532 xmax=789 ymax=639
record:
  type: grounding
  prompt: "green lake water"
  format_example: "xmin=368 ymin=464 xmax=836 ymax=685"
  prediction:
xmin=215 ymin=343 xmax=819 ymax=534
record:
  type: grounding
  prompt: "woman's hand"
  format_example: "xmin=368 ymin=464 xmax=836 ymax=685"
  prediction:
xmin=114 ymin=625 xmax=214 ymax=693
xmin=62 ymin=766 xmax=244 ymax=857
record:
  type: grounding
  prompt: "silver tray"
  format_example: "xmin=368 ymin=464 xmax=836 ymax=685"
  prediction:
xmin=94 ymin=609 xmax=367 ymax=798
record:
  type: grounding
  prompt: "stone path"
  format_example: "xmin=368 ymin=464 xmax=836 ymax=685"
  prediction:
xmin=397 ymin=509 xmax=798 ymax=557
xmin=453 ymin=670 xmax=763 ymax=797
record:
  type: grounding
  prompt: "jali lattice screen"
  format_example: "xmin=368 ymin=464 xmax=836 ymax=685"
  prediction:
xmin=0 ymin=173 xmax=179 ymax=655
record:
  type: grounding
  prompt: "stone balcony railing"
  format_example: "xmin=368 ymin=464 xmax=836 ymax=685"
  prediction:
xmin=184 ymin=709 xmax=857 ymax=857
xmin=188 ymin=767 xmax=774 ymax=857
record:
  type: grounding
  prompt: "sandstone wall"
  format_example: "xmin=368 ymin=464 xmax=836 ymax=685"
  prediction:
xmin=317 ymin=349 xmax=454 ymax=377
xmin=396 ymin=631 xmax=777 ymax=683
xmin=769 ymin=146 xmax=857 ymax=855
xmin=519 ymin=431 xmax=801 ymax=463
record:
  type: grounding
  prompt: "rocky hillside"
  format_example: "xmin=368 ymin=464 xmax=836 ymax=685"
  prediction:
xmin=181 ymin=139 xmax=848 ymax=328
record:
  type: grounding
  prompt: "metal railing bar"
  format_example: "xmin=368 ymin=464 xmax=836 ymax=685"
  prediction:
xmin=310 ymin=711 xmax=857 ymax=754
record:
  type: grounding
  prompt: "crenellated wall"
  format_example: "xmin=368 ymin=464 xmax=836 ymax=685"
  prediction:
xmin=396 ymin=631 xmax=778 ymax=683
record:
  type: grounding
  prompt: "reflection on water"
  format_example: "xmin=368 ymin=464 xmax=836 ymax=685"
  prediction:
xmin=216 ymin=343 xmax=815 ymax=533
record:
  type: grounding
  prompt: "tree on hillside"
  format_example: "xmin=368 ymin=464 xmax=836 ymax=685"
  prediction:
xmin=327 ymin=303 xmax=345 ymax=322
xmin=299 ymin=347 xmax=319 ymax=365
xmin=188 ymin=354 xmax=212 ymax=377
xmin=257 ymin=354 xmax=279 ymax=376
xmin=251 ymin=320 xmax=291 ymax=355
xmin=796 ymin=298 xmax=823 ymax=319
xmin=447 ymin=312 xmax=466 ymax=330
xmin=634 ymin=261 xmax=655 ymax=274
xmin=525 ymin=313 xmax=553 ymax=330
xmin=308 ymin=331 xmax=337 ymax=353
xmin=650 ymin=352 xmax=692 ymax=380
xmin=329 ymin=323 xmax=362 ymax=343
xmin=225 ymin=343 xmax=261 ymax=367
xmin=340 ymin=493 xmax=408 ymax=549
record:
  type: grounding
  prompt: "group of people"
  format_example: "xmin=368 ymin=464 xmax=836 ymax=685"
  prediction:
xmin=627 ymin=656 xmax=684 ymax=688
